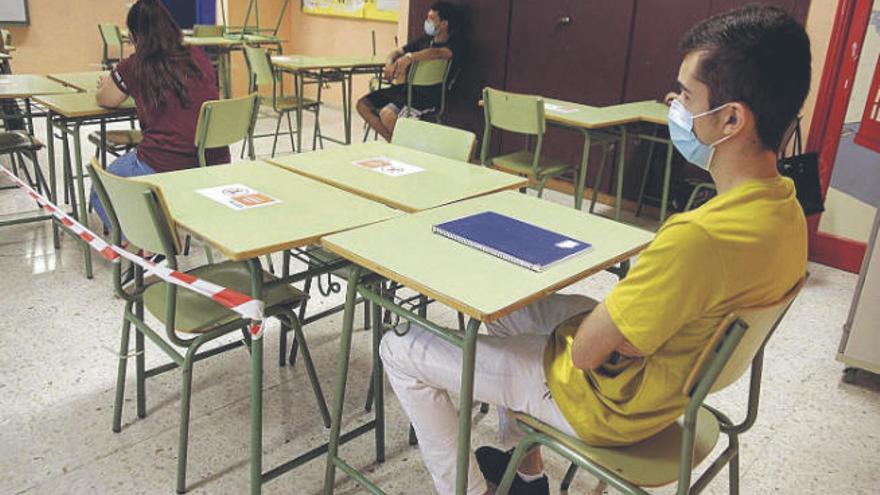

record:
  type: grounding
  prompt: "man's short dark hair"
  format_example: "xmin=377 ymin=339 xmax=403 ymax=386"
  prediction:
xmin=430 ymin=1 xmax=460 ymax=32
xmin=680 ymin=4 xmax=811 ymax=151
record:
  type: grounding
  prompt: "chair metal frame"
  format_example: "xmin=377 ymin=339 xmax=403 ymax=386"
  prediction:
xmin=89 ymin=160 xmax=329 ymax=494
xmin=497 ymin=279 xmax=806 ymax=495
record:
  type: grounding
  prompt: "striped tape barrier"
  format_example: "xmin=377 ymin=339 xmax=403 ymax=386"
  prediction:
xmin=0 ymin=163 xmax=267 ymax=339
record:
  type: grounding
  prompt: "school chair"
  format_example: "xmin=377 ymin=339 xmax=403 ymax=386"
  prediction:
xmin=0 ymin=131 xmax=50 ymax=216
xmin=98 ymin=23 xmax=126 ymax=70
xmin=496 ymin=277 xmax=806 ymax=495
xmin=242 ymin=45 xmax=320 ymax=157
xmin=194 ymin=93 xmax=260 ymax=167
xmin=88 ymin=161 xmax=328 ymax=494
xmin=88 ymin=129 xmax=143 ymax=160
xmin=391 ymin=118 xmax=476 ymax=162
xmin=192 ymin=24 xmax=225 ymax=38
xmin=480 ymin=87 xmax=574 ymax=205
xmin=400 ymin=59 xmax=451 ymax=123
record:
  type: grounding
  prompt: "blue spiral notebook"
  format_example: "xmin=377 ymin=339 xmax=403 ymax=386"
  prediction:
xmin=432 ymin=211 xmax=592 ymax=272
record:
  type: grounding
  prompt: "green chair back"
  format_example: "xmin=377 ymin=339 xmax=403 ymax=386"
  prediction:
xmin=88 ymin=160 xmax=180 ymax=257
xmin=99 ymin=23 xmax=123 ymax=46
xmin=408 ymin=59 xmax=449 ymax=87
xmin=193 ymin=24 xmax=225 ymax=38
xmin=1 ymin=29 xmax=12 ymax=47
xmin=482 ymin=86 xmax=545 ymax=136
xmin=406 ymin=59 xmax=451 ymax=122
xmin=391 ymin=118 xmax=476 ymax=163
xmin=243 ymin=45 xmax=275 ymax=90
xmin=684 ymin=277 xmax=806 ymax=396
xmin=194 ymin=93 xmax=260 ymax=166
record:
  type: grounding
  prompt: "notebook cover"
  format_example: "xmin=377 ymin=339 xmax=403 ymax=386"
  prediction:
xmin=433 ymin=211 xmax=592 ymax=272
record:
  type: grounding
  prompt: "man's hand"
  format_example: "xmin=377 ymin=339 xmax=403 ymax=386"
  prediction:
xmin=615 ymin=340 xmax=645 ymax=358
xmin=383 ymin=62 xmax=396 ymax=82
xmin=97 ymin=74 xmax=107 ymax=91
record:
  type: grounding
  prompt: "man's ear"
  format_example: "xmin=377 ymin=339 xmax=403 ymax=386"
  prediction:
xmin=724 ymin=102 xmax=749 ymax=137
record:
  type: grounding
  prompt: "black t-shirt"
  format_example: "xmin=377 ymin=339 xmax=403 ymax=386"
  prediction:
xmin=403 ymin=34 xmax=462 ymax=73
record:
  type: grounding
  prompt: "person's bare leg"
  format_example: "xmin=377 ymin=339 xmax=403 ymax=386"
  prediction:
xmin=379 ymin=106 xmax=399 ymax=141
xmin=518 ymin=448 xmax=544 ymax=476
xmin=357 ymin=97 xmax=392 ymax=141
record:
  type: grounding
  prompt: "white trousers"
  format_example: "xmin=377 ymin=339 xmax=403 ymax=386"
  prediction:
xmin=380 ymin=293 xmax=597 ymax=495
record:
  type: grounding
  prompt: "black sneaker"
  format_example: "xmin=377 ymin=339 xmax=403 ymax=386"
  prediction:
xmin=475 ymin=446 xmax=549 ymax=495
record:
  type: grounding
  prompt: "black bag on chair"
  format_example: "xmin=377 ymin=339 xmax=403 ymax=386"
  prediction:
xmin=777 ymin=121 xmax=825 ymax=215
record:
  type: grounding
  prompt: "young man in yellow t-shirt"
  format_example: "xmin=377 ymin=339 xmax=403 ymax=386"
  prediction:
xmin=379 ymin=5 xmax=811 ymax=494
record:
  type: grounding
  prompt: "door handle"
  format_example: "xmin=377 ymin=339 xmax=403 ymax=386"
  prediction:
xmin=557 ymin=16 xmax=572 ymax=26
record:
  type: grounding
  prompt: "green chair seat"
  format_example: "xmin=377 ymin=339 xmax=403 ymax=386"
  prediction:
xmin=0 ymin=131 xmax=42 ymax=153
xmin=515 ymin=407 xmax=720 ymax=488
xmin=491 ymin=150 xmax=570 ymax=179
xmin=88 ymin=129 xmax=143 ymax=151
xmin=303 ymin=247 xmax=363 ymax=280
xmin=266 ymin=95 xmax=320 ymax=112
xmin=143 ymin=260 xmax=307 ymax=333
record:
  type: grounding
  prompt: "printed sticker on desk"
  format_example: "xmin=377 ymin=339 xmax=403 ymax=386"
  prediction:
xmin=196 ymin=184 xmax=281 ymax=210
xmin=544 ymin=103 xmax=579 ymax=114
xmin=353 ymin=156 xmax=424 ymax=177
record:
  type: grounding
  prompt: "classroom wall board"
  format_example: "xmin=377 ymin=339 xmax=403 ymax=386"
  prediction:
xmin=0 ymin=0 xmax=29 ymax=25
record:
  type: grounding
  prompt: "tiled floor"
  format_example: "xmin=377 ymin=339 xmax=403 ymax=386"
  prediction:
xmin=1 ymin=104 xmax=878 ymax=495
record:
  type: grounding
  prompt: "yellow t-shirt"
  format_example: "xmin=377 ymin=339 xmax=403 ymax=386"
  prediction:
xmin=544 ymin=176 xmax=807 ymax=446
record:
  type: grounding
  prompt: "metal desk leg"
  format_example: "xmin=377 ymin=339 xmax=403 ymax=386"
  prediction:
xmin=72 ymin=124 xmax=93 ymax=279
xmin=296 ymin=72 xmax=304 ymax=154
xmin=249 ymin=258 xmax=265 ymax=495
xmin=25 ymin=98 xmax=34 ymax=136
xmin=659 ymin=140 xmax=674 ymax=223
xmin=100 ymin=119 xmax=108 ymax=169
xmin=345 ymin=71 xmax=354 ymax=145
xmin=45 ymin=113 xmax=60 ymax=249
xmin=323 ymin=267 xmax=364 ymax=495
xmin=575 ymin=130 xmax=592 ymax=211
xmin=371 ymin=296 xmax=385 ymax=463
xmin=635 ymin=128 xmax=659 ymax=218
xmin=454 ymin=319 xmax=480 ymax=495
xmin=615 ymin=127 xmax=627 ymax=222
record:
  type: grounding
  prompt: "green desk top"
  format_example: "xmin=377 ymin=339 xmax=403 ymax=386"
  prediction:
xmin=322 ymin=190 xmax=654 ymax=321
xmin=271 ymin=54 xmax=385 ymax=71
xmin=183 ymin=36 xmax=242 ymax=47
xmin=0 ymin=74 xmax=75 ymax=100
xmin=138 ymin=161 xmax=401 ymax=261
xmin=605 ymin=100 xmax=669 ymax=126
xmin=34 ymin=92 xmax=135 ymax=118
xmin=268 ymin=142 xmax=528 ymax=213
xmin=47 ymin=71 xmax=108 ymax=93
xmin=543 ymin=98 xmax=668 ymax=128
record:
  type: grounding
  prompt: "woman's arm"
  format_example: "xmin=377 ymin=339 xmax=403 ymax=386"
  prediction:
xmin=96 ymin=73 xmax=128 ymax=108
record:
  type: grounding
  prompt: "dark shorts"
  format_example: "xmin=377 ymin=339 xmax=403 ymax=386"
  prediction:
xmin=362 ymin=84 xmax=442 ymax=113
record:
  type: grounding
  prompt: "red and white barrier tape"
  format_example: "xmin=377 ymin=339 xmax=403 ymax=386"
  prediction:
xmin=0 ymin=164 xmax=267 ymax=339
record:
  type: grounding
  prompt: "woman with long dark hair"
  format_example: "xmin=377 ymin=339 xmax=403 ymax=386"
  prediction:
xmin=91 ymin=0 xmax=230 ymax=226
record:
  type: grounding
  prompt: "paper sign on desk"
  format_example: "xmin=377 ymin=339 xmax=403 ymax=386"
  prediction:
xmin=544 ymin=103 xmax=579 ymax=114
xmin=353 ymin=156 xmax=424 ymax=177
xmin=196 ymin=184 xmax=281 ymax=210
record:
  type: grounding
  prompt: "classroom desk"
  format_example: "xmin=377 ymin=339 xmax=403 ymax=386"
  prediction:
xmin=34 ymin=92 xmax=136 ymax=278
xmin=0 ymin=75 xmax=73 ymax=133
xmin=320 ymin=190 xmax=655 ymax=495
xmin=47 ymin=71 xmax=108 ymax=93
xmin=542 ymin=98 xmax=674 ymax=222
xmin=183 ymin=36 xmax=243 ymax=99
xmin=271 ymin=54 xmax=385 ymax=150
xmin=0 ymin=76 xmax=75 ymax=247
xmin=268 ymin=141 xmax=528 ymax=212
xmin=138 ymin=161 xmax=400 ymax=494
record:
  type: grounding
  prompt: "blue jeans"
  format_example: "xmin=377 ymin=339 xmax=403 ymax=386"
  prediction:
xmin=89 ymin=150 xmax=156 ymax=230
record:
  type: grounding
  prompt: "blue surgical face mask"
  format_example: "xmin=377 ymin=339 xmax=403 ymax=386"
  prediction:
xmin=668 ymin=99 xmax=734 ymax=171
xmin=424 ymin=19 xmax=438 ymax=37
